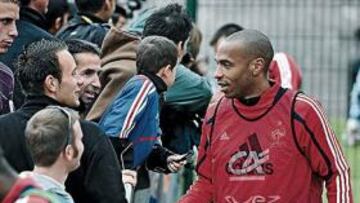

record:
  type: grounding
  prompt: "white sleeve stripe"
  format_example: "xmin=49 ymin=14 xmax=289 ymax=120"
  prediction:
xmin=120 ymin=80 xmax=153 ymax=138
xmin=298 ymin=95 xmax=350 ymax=203
xmin=122 ymin=80 xmax=153 ymax=138
xmin=297 ymin=95 xmax=350 ymax=203
xmin=298 ymin=95 xmax=350 ymax=172
xmin=298 ymin=96 xmax=348 ymax=203
xmin=273 ymin=53 xmax=293 ymax=89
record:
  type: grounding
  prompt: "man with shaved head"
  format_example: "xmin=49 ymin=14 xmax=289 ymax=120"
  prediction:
xmin=180 ymin=29 xmax=352 ymax=203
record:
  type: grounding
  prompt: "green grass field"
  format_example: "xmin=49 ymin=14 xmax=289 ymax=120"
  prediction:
xmin=329 ymin=119 xmax=360 ymax=202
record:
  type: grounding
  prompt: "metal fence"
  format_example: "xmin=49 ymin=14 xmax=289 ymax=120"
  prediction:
xmin=196 ymin=0 xmax=360 ymax=119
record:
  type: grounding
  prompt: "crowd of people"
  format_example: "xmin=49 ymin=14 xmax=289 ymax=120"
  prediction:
xmin=0 ymin=0 xmax=354 ymax=203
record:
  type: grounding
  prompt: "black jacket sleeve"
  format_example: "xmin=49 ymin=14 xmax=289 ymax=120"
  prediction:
xmin=66 ymin=121 xmax=127 ymax=203
xmin=145 ymin=144 xmax=175 ymax=174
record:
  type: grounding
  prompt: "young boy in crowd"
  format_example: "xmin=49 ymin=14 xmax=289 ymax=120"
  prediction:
xmin=98 ymin=36 xmax=187 ymax=202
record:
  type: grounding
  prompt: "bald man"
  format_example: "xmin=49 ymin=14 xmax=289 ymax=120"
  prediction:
xmin=179 ymin=29 xmax=352 ymax=203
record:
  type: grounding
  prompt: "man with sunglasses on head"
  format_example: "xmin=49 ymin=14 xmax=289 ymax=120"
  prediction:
xmin=0 ymin=39 xmax=127 ymax=203
xmin=20 ymin=106 xmax=84 ymax=203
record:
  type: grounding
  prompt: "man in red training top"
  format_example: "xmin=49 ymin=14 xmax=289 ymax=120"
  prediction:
xmin=179 ymin=29 xmax=352 ymax=203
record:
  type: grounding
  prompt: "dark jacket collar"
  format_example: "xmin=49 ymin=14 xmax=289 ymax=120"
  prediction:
xmin=21 ymin=95 xmax=63 ymax=111
xmin=78 ymin=12 xmax=107 ymax=24
xmin=141 ymin=72 xmax=167 ymax=94
xmin=20 ymin=7 xmax=48 ymax=30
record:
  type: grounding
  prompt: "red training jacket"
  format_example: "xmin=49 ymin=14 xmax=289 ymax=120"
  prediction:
xmin=179 ymin=83 xmax=352 ymax=203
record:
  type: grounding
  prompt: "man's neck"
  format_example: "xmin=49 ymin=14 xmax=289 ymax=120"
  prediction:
xmin=33 ymin=164 xmax=68 ymax=185
xmin=243 ymin=79 xmax=271 ymax=99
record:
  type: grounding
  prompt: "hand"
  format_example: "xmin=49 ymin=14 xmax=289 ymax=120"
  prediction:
xmin=122 ymin=169 xmax=137 ymax=187
xmin=167 ymin=154 xmax=187 ymax=173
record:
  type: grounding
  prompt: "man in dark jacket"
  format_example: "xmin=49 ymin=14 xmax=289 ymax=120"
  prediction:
xmin=0 ymin=0 xmax=19 ymax=114
xmin=56 ymin=0 xmax=115 ymax=48
xmin=0 ymin=39 xmax=127 ymax=203
xmin=0 ymin=0 xmax=53 ymax=109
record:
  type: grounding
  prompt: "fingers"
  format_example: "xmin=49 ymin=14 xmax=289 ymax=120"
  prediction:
xmin=168 ymin=160 xmax=185 ymax=172
xmin=167 ymin=154 xmax=187 ymax=172
xmin=122 ymin=169 xmax=137 ymax=186
xmin=167 ymin=154 xmax=182 ymax=162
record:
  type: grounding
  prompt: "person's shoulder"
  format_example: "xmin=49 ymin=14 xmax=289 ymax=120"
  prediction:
xmin=176 ymin=64 xmax=201 ymax=77
xmin=0 ymin=111 xmax=20 ymax=123
xmin=0 ymin=62 xmax=13 ymax=74
xmin=294 ymin=92 xmax=324 ymax=116
xmin=204 ymin=95 xmax=229 ymax=118
xmin=18 ymin=20 xmax=53 ymax=39
xmin=79 ymin=120 xmax=111 ymax=147
xmin=80 ymin=120 xmax=103 ymax=134
xmin=127 ymin=75 xmax=155 ymax=89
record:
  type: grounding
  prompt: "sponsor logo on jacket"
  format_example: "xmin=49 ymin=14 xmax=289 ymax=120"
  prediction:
xmin=226 ymin=133 xmax=273 ymax=181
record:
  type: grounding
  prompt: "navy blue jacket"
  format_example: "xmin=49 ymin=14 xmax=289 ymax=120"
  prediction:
xmin=56 ymin=13 xmax=110 ymax=48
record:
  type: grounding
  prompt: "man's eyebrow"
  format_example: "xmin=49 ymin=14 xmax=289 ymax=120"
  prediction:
xmin=217 ymin=59 xmax=232 ymax=64
xmin=0 ymin=17 xmax=15 ymax=20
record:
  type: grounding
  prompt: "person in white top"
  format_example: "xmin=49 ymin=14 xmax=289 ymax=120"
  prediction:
xmin=22 ymin=106 xmax=84 ymax=203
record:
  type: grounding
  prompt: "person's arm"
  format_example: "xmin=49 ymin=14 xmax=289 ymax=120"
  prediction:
xmin=293 ymin=94 xmax=353 ymax=203
xmin=99 ymin=77 xmax=161 ymax=169
xmin=145 ymin=143 xmax=174 ymax=173
xmin=178 ymin=106 xmax=217 ymax=202
xmin=98 ymin=78 xmax=152 ymax=139
xmin=164 ymin=65 xmax=212 ymax=113
xmin=145 ymin=143 xmax=187 ymax=174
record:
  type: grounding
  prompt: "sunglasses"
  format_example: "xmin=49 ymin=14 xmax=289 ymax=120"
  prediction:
xmin=45 ymin=105 xmax=73 ymax=149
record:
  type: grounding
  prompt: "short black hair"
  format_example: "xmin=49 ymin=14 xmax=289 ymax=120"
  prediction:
xmin=75 ymin=0 xmax=105 ymax=13
xmin=143 ymin=3 xmax=192 ymax=46
xmin=112 ymin=5 xmax=127 ymax=24
xmin=136 ymin=36 xmax=178 ymax=74
xmin=115 ymin=4 xmax=127 ymax=17
xmin=15 ymin=39 xmax=67 ymax=96
xmin=210 ymin=23 xmax=244 ymax=46
xmin=226 ymin=29 xmax=274 ymax=71
xmin=65 ymin=39 xmax=101 ymax=56
xmin=45 ymin=0 xmax=69 ymax=30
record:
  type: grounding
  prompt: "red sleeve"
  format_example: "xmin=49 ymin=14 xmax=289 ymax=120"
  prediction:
xmin=178 ymin=104 xmax=216 ymax=203
xmin=293 ymin=94 xmax=353 ymax=203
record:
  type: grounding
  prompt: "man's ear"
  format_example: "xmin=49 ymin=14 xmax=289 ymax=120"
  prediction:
xmin=157 ymin=65 xmax=172 ymax=77
xmin=163 ymin=64 xmax=172 ymax=76
xmin=44 ymin=75 xmax=59 ymax=93
xmin=177 ymin=41 xmax=184 ymax=58
xmin=250 ymin=58 xmax=266 ymax=76
xmin=104 ymin=0 xmax=113 ymax=12
xmin=63 ymin=145 xmax=74 ymax=161
xmin=54 ymin=17 xmax=63 ymax=31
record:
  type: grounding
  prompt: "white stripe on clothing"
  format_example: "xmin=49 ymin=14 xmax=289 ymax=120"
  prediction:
xmin=274 ymin=53 xmax=293 ymax=89
xmin=297 ymin=95 xmax=350 ymax=203
xmin=120 ymin=79 xmax=153 ymax=138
